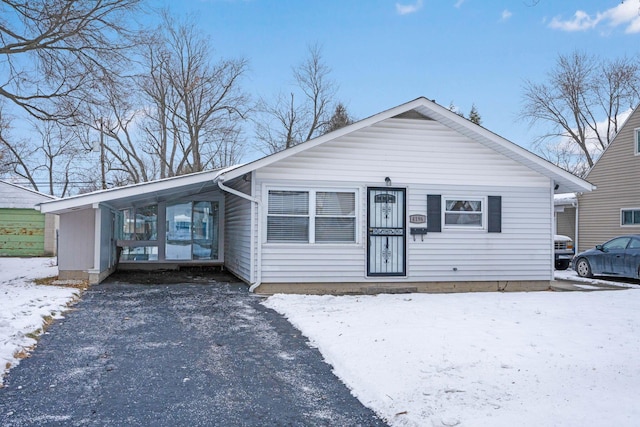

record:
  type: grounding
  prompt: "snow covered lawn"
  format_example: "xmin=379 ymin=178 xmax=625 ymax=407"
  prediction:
xmin=0 ymin=258 xmax=82 ymax=385
xmin=265 ymin=289 xmax=640 ymax=427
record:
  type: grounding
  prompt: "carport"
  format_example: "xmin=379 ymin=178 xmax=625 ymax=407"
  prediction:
xmin=39 ymin=169 xmax=229 ymax=284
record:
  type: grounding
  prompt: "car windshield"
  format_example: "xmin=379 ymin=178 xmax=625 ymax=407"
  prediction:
xmin=603 ymin=237 xmax=631 ymax=251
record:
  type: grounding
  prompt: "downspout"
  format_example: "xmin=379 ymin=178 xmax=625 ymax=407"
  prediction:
xmin=574 ymin=196 xmax=579 ymax=254
xmin=217 ymin=174 xmax=263 ymax=292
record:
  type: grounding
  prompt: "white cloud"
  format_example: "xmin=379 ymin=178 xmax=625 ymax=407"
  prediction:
xmin=396 ymin=0 xmax=423 ymax=15
xmin=501 ymin=9 xmax=513 ymax=22
xmin=549 ymin=2 xmax=640 ymax=34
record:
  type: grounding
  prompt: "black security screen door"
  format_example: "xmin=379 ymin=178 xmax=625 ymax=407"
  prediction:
xmin=367 ymin=187 xmax=406 ymax=276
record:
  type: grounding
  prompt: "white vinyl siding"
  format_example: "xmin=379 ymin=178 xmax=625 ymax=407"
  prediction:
xmin=223 ymin=177 xmax=253 ymax=283
xmin=253 ymin=116 xmax=554 ymax=284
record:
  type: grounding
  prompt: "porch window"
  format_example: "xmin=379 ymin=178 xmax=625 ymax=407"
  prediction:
xmin=119 ymin=205 xmax=157 ymax=240
xmin=166 ymin=201 xmax=219 ymax=260
xmin=443 ymin=198 xmax=484 ymax=228
xmin=120 ymin=246 xmax=158 ymax=261
xmin=621 ymin=208 xmax=640 ymax=226
xmin=267 ymin=189 xmax=357 ymax=243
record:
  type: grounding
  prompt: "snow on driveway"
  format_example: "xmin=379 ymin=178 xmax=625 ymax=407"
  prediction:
xmin=265 ymin=289 xmax=640 ymax=427
xmin=0 ymin=258 xmax=81 ymax=385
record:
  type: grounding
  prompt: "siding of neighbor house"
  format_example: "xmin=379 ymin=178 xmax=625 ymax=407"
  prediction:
xmin=0 ymin=208 xmax=47 ymax=256
xmin=556 ymin=206 xmax=576 ymax=241
xmin=578 ymin=107 xmax=640 ymax=252
xmin=253 ymin=116 xmax=554 ymax=285
xmin=0 ymin=181 xmax=57 ymax=256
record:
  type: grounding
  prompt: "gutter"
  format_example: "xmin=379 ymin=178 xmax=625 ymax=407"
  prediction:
xmin=216 ymin=174 xmax=263 ymax=293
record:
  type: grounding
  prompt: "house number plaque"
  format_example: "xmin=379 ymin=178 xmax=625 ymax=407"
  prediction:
xmin=409 ymin=214 xmax=426 ymax=224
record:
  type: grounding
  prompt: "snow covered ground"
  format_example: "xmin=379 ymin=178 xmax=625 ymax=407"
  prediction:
xmin=555 ymin=268 xmax=640 ymax=289
xmin=2 ymin=258 xmax=640 ymax=425
xmin=0 ymin=258 xmax=81 ymax=385
xmin=265 ymin=282 xmax=640 ymax=426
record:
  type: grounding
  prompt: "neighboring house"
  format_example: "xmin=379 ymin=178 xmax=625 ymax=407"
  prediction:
xmin=554 ymin=193 xmax=577 ymax=242
xmin=576 ymin=104 xmax=640 ymax=253
xmin=39 ymin=97 xmax=593 ymax=293
xmin=0 ymin=181 xmax=58 ymax=257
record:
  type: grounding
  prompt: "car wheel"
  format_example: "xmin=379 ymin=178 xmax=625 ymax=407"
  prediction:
xmin=575 ymin=258 xmax=592 ymax=278
xmin=555 ymin=260 xmax=570 ymax=270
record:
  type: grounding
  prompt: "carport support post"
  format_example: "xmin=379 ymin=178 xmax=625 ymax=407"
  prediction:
xmin=88 ymin=203 xmax=102 ymax=284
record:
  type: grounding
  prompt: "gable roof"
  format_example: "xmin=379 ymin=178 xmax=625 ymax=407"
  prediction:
xmin=219 ymin=97 xmax=593 ymax=194
xmin=40 ymin=97 xmax=594 ymax=214
xmin=585 ymin=103 xmax=640 ymax=180
xmin=0 ymin=180 xmax=56 ymax=209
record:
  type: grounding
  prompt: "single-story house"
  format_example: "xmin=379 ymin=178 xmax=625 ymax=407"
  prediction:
xmin=575 ymin=104 xmax=640 ymax=252
xmin=0 ymin=180 xmax=58 ymax=257
xmin=39 ymin=97 xmax=593 ymax=293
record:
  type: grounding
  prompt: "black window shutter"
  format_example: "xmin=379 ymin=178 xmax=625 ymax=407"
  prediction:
xmin=488 ymin=196 xmax=502 ymax=233
xmin=427 ymin=194 xmax=441 ymax=232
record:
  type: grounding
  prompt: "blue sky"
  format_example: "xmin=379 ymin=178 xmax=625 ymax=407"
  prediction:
xmin=152 ymin=0 xmax=639 ymax=160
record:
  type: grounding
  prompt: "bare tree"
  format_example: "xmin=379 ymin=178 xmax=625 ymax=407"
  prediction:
xmin=0 ymin=112 xmax=86 ymax=196
xmin=140 ymin=13 xmax=250 ymax=176
xmin=521 ymin=51 xmax=640 ymax=172
xmin=0 ymin=0 xmax=142 ymax=121
xmin=255 ymin=44 xmax=338 ymax=154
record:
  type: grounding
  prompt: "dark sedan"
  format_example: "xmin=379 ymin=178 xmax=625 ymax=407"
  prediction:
xmin=573 ymin=234 xmax=640 ymax=279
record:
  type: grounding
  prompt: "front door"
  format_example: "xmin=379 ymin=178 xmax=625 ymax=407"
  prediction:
xmin=367 ymin=188 xmax=406 ymax=276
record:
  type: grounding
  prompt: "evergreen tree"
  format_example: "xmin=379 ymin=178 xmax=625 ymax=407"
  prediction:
xmin=324 ymin=103 xmax=353 ymax=133
xmin=469 ymin=104 xmax=482 ymax=125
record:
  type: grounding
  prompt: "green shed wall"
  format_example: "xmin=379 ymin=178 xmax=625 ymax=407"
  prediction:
xmin=0 ymin=208 xmax=47 ymax=256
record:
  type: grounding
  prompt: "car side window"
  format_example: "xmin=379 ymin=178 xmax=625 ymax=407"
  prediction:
xmin=603 ymin=237 xmax=631 ymax=251
xmin=628 ymin=238 xmax=640 ymax=249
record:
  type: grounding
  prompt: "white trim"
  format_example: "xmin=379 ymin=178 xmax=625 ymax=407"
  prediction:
xmin=634 ymin=128 xmax=640 ymax=156
xmin=442 ymin=196 xmax=487 ymax=231
xmin=39 ymin=168 xmax=231 ymax=214
xmin=92 ymin=207 xmax=101 ymax=272
xmin=220 ymin=97 xmax=594 ymax=194
xmin=263 ymin=185 xmax=360 ymax=245
xmin=621 ymin=207 xmax=640 ymax=227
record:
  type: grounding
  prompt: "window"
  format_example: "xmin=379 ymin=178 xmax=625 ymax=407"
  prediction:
xmin=444 ymin=198 xmax=484 ymax=228
xmin=315 ymin=192 xmax=356 ymax=243
xmin=267 ymin=189 xmax=357 ymax=243
xmin=166 ymin=201 xmax=219 ymax=260
xmin=267 ymin=191 xmax=309 ymax=242
xmin=636 ymin=128 xmax=640 ymax=155
xmin=119 ymin=205 xmax=157 ymax=240
xmin=120 ymin=246 xmax=158 ymax=261
xmin=621 ymin=209 xmax=640 ymax=226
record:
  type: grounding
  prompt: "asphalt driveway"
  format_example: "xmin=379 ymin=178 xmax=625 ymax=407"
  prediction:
xmin=0 ymin=270 xmax=386 ymax=426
